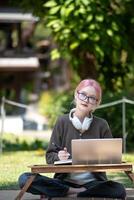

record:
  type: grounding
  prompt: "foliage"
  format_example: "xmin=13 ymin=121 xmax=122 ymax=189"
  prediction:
xmin=12 ymin=0 xmax=134 ymax=92
xmin=43 ymin=0 xmax=134 ymax=91
xmin=2 ymin=133 xmax=49 ymax=151
xmin=39 ymin=90 xmax=74 ymax=127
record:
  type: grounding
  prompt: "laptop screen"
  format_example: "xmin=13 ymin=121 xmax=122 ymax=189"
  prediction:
xmin=72 ymin=138 xmax=122 ymax=165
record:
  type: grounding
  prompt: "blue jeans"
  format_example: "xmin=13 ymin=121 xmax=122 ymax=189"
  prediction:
xmin=18 ymin=172 xmax=126 ymax=199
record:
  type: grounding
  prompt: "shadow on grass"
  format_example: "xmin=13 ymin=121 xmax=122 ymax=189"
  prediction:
xmin=108 ymin=172 xmax=133 ymax=188
xmin=0 ymin=182 xmax=19 ymax=190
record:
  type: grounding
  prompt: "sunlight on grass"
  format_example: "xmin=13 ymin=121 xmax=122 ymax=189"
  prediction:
xmin=123 ymin=153 xmax=134 ymax=163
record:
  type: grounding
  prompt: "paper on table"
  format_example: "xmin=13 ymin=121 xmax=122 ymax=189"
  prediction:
xmin=54 ymin=159 xmax=72 ymax=165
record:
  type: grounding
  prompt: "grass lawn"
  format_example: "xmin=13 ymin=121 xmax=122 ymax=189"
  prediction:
xmin=0 ymin=150 xmax=53 ymax=190
xmin=0 ymin=150 xmax=134 ymax=190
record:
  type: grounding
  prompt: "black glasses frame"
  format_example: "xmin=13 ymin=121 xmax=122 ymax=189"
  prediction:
xmin=77 ymin=91 xmax=98 ymax=105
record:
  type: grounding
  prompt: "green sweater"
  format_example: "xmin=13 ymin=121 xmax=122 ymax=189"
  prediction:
xmin=46 ymin=114 xmax=112 ymax=181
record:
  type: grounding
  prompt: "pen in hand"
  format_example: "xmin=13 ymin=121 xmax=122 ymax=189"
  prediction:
xmin=52 ymin=142 xmax=70 ymax=160
xmin=52 ymin=142 xmax=63 ymax=151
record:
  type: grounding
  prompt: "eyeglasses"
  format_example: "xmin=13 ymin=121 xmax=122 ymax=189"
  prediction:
xmin=77 ymin=91 xmax=98 ymax=105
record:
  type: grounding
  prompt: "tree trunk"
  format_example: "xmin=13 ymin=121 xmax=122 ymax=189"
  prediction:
xmin=78 ymin=51 xmax=97 ymax=79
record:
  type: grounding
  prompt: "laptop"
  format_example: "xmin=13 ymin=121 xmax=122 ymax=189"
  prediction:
xmin=72 ymin=138 xmax=122 ymax=165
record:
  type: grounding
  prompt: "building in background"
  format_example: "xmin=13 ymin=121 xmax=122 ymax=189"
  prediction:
xmin=0 ymin=7 xmax=40 ymax=104
xmin=0 ymin=2 xmax=71 ymax=131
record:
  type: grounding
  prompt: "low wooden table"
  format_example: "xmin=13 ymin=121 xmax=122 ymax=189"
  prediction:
xmin=15 ymin=163 xmax=134 ymax=200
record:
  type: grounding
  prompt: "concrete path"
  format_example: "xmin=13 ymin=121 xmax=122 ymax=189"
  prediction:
xmin=0 ymin=189 xmax=134 ymax=200
xmin=0 ymin=190 xmax=40 ymax=200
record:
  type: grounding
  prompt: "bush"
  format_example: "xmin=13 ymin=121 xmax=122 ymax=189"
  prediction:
xmin=39 ymin=90 xmax=74 ymax=127
xmin=2 ymin=133 xmax=49 ymax=151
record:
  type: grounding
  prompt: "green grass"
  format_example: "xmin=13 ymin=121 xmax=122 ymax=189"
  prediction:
xmin=0 ymin=150 xmax=53 ymax=190
xmin=0 ymin=150 xmax=134 ymax=190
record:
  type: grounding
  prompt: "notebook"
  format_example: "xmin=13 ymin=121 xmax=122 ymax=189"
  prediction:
xmin=71 ymin=138 xmax=122 ymax=165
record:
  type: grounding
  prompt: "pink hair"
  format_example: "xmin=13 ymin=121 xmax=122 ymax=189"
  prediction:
xmin=75 ymin=79 xmax=102 ymax=100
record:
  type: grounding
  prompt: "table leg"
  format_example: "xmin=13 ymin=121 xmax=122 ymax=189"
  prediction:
xmin=15 ymin=174 xmax=36 ymax=200
xmin=125 ymin=171 xmax=134 ymax=183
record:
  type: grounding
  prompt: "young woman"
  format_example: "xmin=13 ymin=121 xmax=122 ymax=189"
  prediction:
xmin=19 ymin=79 xmax=126 ymax=199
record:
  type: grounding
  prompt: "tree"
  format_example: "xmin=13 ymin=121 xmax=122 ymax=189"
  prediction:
xmin=12 ymin=0 xmax=134 ymax=91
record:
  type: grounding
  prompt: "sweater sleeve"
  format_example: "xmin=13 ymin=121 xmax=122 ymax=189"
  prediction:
xmin=46 ymin=117 xmax=63 ymax=164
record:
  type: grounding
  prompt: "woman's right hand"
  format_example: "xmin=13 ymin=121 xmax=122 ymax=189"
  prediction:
xmin=58 ymin=147 xmax=70 ymax=161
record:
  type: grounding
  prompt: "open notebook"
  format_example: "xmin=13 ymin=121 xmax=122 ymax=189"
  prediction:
xmin=54 ymin=159 xmax=72 ymax=165
xmin=54 ymin=138 xmax=122 ymax=165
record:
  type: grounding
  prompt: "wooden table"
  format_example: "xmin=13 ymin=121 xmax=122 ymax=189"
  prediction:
xmin=15 ymin=163 xmax=134 ymax=200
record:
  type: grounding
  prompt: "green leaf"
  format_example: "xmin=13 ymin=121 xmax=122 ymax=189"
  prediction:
xmin=51 ymin=49 xmax=60 ymax=60
xmin=113 ymin=35 xmax=121 ymax=46
xmin=74 ymin=10 xmax=79 ymax=17
xmin=47 ymin=19 xmax=62 ymax=32
xmin=49 ymin=6 xmax=61 ymax=15
xmin=60 ymin=6 xmax=66 ymax=17
xmin=47 ymin=19 xmax=60 ymax=27
xmin=81 ymin=0 xmax=90 ymax=6
xmin=63 ymin=29 xmax=71 ymax=34
xmin=89 ymin=24 xmax=96 ymax=30
xmin=107 ymin=29 xmax=113 ymax=37
xmin=44 ymin=1 xmax=57 ymax=7
xmin=87 ymin=15 xmax=93 ymax=22
xmin=95 ymin=15 xmax=104 ymax=22
xmin=70 ymin=42 xmax=79 ymax=50
xmin=79 ymin=33 xmax=88 ymax=40
xmin=92 ymin=33 xmax=100 ymax=41
xmin=64 ymin=0 xmax=74 ymax=6
xmin=79 ymin=7 xmax=86 ymax=14
xmin=95 ymin=45 xmax=104 ymax=58
xmin=53 ymin=23 xmax=61 ymax=31
xmin=111 ymin=22 xmax=119 ymax=31
xmin=65 ymin=5 xmax=75 ymax=17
